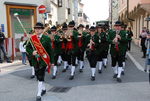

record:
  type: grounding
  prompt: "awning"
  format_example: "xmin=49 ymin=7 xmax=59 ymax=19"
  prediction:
xmin=140 ymin=3 xmax=150 ymax=14
xmin=4 ymin=2 xmax=37 ymax=7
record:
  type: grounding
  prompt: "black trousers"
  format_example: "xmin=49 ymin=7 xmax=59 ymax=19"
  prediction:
xmin=35 ymin=66 xmax=46 ymax=81
xmin=77 ymin=49 xmax=84 ymax=61
xmin=97 ymin=52 xmax=103 ymax=61
xmin=141 ymin=45 xmax=147 ymax=57
xmin=87 ymin=50 xmax=97 ymax=68
xmin=26 ymin=54 xmax=33 ymax=66
xmin=67 ymin=50 xmax=76 ymax=66
xmin=111 ymin=53 xmax=123 ymax=67
xmin=60 ymin=50 xmax=68 ymax=61
xmin=54 ymin=53 xmax=59 ymax=66
xmin=0 ymin=44 xmax=9 ymax=61
xmin=102 ymin=50 xmax=108 ymax=59
xmin=128 ymin=40 xmax=131 ymax=51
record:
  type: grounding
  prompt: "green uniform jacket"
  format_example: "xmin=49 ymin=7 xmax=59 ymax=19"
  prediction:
xmin=85 ymin=34 xmax=99 ymax=55
xmin=26 ymin=34 xmax=54 ymax=68
xmin=52 ymin=34 xmax=62 ymax=55
xmin=67 ymin=30 xmax=79 ymax=54
xmin=97 ymin=32 xmax=109 ymax=53
xmin=108 ymin=30 xmax=127 ymax=56
xmin=76 ymin=31 xmax=88 ymax=51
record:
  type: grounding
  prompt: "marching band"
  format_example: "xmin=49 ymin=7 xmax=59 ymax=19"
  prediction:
xmin=25 ymin=20 xmax=129 ymax=101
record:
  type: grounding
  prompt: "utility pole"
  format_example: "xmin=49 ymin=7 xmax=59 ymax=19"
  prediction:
xmin=110 ymin=0 xmax=113 ymax=29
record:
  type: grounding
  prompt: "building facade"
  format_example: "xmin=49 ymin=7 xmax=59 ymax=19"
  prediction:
xmin=119 ymin=0 xmax=150 ymax=45
xmin=109 ymin=0 xmax=119 ymax=28
xmin=78 ymin=2 xmax=90 ymax=26
xmin=0 ymin=0 xmax=45 ymax=59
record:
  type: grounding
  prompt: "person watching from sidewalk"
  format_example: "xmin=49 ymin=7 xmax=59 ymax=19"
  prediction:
xmin=127 ymin=27 xmax=133 ymax=51
xmin=19 ymin=36 xmax=26 ymax=65
xmin=0 ymin=26 xmax=11 ymax=63
xmin=139 ymin=27 xmax=148 ymax=58
xmin=144 ymin=32 xmax=150 ymax=72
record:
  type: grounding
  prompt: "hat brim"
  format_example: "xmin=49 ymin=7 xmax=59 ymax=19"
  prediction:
xmin=62 ymin=28 xmax=67 ymax=30
xmin=114 ymin=24 xmax=121 ymax=26
xmin=90 ymin=29 xmax=95 ymax=31
xmin=68 ymin=25 xmax=74 ymax=27
xmin=34 ymin=26 xmax=44 ymax=29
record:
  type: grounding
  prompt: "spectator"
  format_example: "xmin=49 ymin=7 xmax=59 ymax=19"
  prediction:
xmin=0 ymin=26 xmax=11 ymax=63
xmin=140 ymin=28 xmax=148 ymax=58
xmin=127 ymin=27 xmax=133 ymax=51
xmin=19 ymin=36 xmax=26 ymax=65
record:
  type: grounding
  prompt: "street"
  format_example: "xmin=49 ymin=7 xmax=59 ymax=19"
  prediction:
xmin=0 ymin=43 xmax=150 ymax=101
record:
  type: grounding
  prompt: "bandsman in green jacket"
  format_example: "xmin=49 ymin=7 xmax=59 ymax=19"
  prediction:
xmin=66 ymin=21 xmax=78 ymax=80
xmin=108 ymin=21 xmax=127 ymax=83
xmin=26 ymin=22 xmax=54 ymax=101
xmin=61 ymin=23 xmax=69 ymax=72
xmin=50 ymin=26 xmax=62 ymax=79
xmin=77 ymin=24 xmax=88 ymax=72
xmin=86 ymin=26 xmax=99 ymax=81
xmin=96 ymin=25 xmax=108 ymax=74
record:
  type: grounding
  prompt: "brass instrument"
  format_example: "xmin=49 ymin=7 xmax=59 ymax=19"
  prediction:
xmin=65 ymin=29 xmax=73 ymax=41
xmin=57 ymin=31 xmax=64 ymax=41
xmin=114 ymin=30 xmax=120 ymax=51
xmin=78 ymin=30 xmax=82 ymax=38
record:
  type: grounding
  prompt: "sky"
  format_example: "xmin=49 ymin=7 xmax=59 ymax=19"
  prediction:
xmin=81 ymin=0 xmax=110 ymax=24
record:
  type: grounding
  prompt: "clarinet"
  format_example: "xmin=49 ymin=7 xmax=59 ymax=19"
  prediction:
xmin=115 ymin=30 xmax=120 ymax=51
xmin=89 ymin=35 xmax=94 ymax=50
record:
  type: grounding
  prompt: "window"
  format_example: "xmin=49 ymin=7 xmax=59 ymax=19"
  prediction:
xmin=58 ymin=0 xmax=62 ymax=7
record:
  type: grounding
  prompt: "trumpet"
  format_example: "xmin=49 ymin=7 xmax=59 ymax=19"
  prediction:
xmin=57 ymin=31 xmax=64 ymax=41
xmin=65 ymin=29 xmax=73 ymax=41
xmin=114 ymin=30 xmax=120 ymax=51
xmin=78 ymin=30 xmax=82 ymax=37
xmin=87 ymin=36 xmax=94 ymax=50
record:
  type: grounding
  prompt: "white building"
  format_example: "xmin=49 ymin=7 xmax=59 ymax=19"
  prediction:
xmin=78 ymin=1 xmax=90 ymax=26
xmin=109 ymin=0 xmax=119 ymax=28
xmin=0 ymin=0 xmax=44 ymax=59
xmin=57 ymin=0 xmax=69 ymax=25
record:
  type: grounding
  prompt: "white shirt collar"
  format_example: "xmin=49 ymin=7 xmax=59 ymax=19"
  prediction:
xmin=38 ymin=33 xmax=43 ymax=38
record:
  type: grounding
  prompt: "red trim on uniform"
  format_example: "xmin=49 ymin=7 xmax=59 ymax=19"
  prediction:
xmin=31 ymin=35 xmax=51 ymax=73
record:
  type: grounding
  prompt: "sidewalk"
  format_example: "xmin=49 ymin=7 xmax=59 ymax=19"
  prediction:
xmin=0 ymin=59 xmax=28 ymax=75
xmin=127 ymin=42 xmax=146 ymax=71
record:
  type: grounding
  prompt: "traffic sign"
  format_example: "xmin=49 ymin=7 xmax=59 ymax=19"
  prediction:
xmin=38 ymin=5 xmax=46 ymax=14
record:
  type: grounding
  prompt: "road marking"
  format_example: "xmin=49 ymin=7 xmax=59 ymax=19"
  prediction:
xmin=127 ymin=52 xmax=144 ymax=71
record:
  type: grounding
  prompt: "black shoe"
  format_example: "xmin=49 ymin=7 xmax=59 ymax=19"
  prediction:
xmin=7 ymin=61 xmax=12 ymax=63
xmin=57 ymin=63 xmax=61 ymax=66
xmin=121 ymin=71 xmax=125 ymax=75
xmin=104 ymin=65 xmax=107 ymax=68
xmin=79 ymin=69 xmax=83 ymax=73
xmin=91 ymin=76 xmax=95 ymax=81
xmin=82 ymin=66 xmax=84 ymax=68
xmin=144 ymin=69 xmax=147 ymax=72
xmin=98 ymin=70 xmax=102 ymax=74
xmin=113 ymin=74 xmax=118 ymax=78
xmin=36 ymin=96 xmax=41 ymax=101
xmin=52 ymin=76 xmax=56 ymax=79
xmin=30 ymin=75 xmax=35 ymax=79
xmin=142 ymin=56 xmax=146 ymax=58
xmin=117 ymin=78 xmax=122 ymax=83
xmin=41 ymin=90 xmax=46 ymax=96
xmin=69 ymin=76 xmax=74 ymax=80
xmin=66 ymin=66 xmax=69 ymax=70
xmin=62 ymin=69 xmax=67 ymax=72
